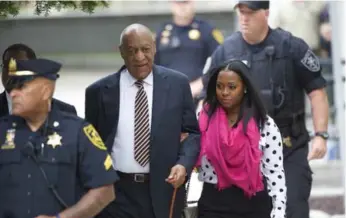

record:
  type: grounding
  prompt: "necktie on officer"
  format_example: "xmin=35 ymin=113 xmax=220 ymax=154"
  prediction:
xmin=134 ymin=80 xmax=150 ymax=167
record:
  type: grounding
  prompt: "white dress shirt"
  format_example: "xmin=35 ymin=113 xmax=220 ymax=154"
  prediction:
xmin=111 ymin=69 xmax=153 ymax=173
xmin=198 ymin=116 xmax=287 ymax=218
xmin=5 ymin=91 xmax=12 ymax=114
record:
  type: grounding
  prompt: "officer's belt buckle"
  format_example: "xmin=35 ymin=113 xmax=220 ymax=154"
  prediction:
xmin=283 ymin=136 xmax=292 ymax=147
xmin=134 ymin=174 xmax=145 ymax=183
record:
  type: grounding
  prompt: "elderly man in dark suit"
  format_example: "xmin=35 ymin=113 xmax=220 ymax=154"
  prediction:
xmin=0 ymin=43 xmax=77 ymax=117
xmin=85 ymin=23 xmax=200 ymax=218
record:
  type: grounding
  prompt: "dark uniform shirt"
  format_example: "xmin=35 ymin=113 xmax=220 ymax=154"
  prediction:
xmin=0 ymin=108 xmax=118 ymax=218
xmin=203 ymin=28 xmax=326 ymax=94
xmin=155 ymin=18 xmax=224 ymax=82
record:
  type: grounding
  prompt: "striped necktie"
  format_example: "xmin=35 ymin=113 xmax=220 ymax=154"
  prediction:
xmin=134 ymin=80 xmax=150 ymax=167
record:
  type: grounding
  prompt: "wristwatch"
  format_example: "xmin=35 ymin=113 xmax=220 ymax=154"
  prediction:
xmin=315 ymin=131 xmax=329 ymax=140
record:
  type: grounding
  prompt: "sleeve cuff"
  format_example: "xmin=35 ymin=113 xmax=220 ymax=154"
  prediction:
xmin=304 ymin=77 xmax=327 ymax=93
xmin=85 ymin=170 xmax=119 ymax=189
xmin=271 ymin=207 xmax=286 ymax=218
xmin=177 ymin=158 xmax=193 ymax=175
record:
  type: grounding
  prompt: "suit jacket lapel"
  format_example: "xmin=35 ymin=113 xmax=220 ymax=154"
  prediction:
xmin=102 ymin=66 xmax=123 ymax=138
xmin=151 ymin=65 xmax=169 ymax=140
xmin=0 ymin=92 xmax=9 ymax=117
xmin=102 ymin=65 xmax=169 ymax=150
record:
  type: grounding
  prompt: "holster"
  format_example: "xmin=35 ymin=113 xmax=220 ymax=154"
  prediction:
xmin=276 ymin=115 xmax=310 ymax=158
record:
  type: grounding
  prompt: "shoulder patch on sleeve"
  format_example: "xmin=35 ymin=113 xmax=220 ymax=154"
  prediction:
xmin=300 ymin=49 xmax=320 ymax=72
xmin=212 ymin=29 xmax=224 ymax=44
xmin=104 ymin=154 xmax=113 ymax=171
xmin=83 ymin=124 xmax=107 ymax=150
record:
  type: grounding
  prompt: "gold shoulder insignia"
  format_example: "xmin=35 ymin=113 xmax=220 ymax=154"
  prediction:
xmin=104 ymin=154 xmax=113 ymax=171
xmin=83 ymin=124 xmax=107 ymax=150
xmin=212 ymin=29 xmax=224 ymax=44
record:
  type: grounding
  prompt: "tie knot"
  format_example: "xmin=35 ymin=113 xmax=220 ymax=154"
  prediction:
xmin=135 ymin=80 xmax=144 ymax=88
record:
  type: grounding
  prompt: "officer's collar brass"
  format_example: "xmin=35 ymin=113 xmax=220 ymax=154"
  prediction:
xmin=191 ymin=22 xmax=199 ymax=29
xmin=8 ymin=58 xmax=36 ymax=76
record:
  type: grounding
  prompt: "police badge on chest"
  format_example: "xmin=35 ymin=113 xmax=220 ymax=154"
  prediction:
xmin=1 ymin=129 xmax=16 ymax=150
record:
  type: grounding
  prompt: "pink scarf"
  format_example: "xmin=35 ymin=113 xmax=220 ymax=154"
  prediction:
xmin=196 ymin=105 xmax=264 ymax=197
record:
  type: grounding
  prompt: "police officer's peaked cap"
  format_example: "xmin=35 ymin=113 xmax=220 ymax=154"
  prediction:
xmin=235 ymin=0 xmax=270 ymax=10
xmin=6 ymin=58 xmax=62 ymax=91
xmin=7 ymin=58 xmax=61 ymax=80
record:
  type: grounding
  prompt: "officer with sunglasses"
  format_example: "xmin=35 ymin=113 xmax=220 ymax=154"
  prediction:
xmin=0 ymin=58 xmax=119 ymax=218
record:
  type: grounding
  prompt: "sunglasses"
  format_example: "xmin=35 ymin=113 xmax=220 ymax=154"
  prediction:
xmin=5 ymin=76 xmax=35 ymax=92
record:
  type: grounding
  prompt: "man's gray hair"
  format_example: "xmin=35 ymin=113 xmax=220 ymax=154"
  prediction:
xmin=119 ymin=23 xmax=154 ymax=46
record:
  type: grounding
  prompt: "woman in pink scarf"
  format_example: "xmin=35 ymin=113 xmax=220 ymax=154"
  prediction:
xmin=196 ymin=60 xmax=286 ymax=218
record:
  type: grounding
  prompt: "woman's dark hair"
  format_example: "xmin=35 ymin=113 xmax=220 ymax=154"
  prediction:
xmin=204 ymin=59 xmax=267 ymax=132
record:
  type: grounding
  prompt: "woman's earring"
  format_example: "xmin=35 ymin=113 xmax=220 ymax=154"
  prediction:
xmin=244 ymin=89 xmax=247 ymax=94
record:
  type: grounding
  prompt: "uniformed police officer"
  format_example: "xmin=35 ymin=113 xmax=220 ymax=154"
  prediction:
xmin=0 ymin=58 xmax=119 ymax=218
xmin=200 ymin=1 xmax=329 ymax=218
xmin=154 ymin=0 xmax=224 ymax=101
xmin=0 ymin=43 xmax=77 ymax=117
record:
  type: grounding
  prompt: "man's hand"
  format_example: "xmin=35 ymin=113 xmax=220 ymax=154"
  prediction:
xmin=180 ymin=132 xmax=189 ymax=142
xmin=308 ymin=136 xmax=327 ymax=160
xmin=165 ymin=164 xmax=186 ymax=188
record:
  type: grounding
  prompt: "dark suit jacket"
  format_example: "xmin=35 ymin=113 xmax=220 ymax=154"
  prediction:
xmin=85 ymin=65 xmax=200 ymax=218
xmin=0 ymin=91 xmax=77 ymax=117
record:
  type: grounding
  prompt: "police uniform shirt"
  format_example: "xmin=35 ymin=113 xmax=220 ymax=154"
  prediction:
xmin=198 ymin=116 xmax=286 ymax=218
xmin=0 ymin=108 xmax=118 ymax=217
xmin=155 ymin=18 xmax=224 ymax=82
xmin=112 ymin=69 xmax=153 ymax=173
xmin=202 ymin=28 xmax=326 ymax=94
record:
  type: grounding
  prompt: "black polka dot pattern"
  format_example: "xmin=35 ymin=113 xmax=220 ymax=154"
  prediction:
xmin=198 ymin=156 xmax=217 ymax=184
xmin=260 ymin=116 xmax=286 ymax=218
xmin=198 ymin=116 xmax=286 ymax=218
